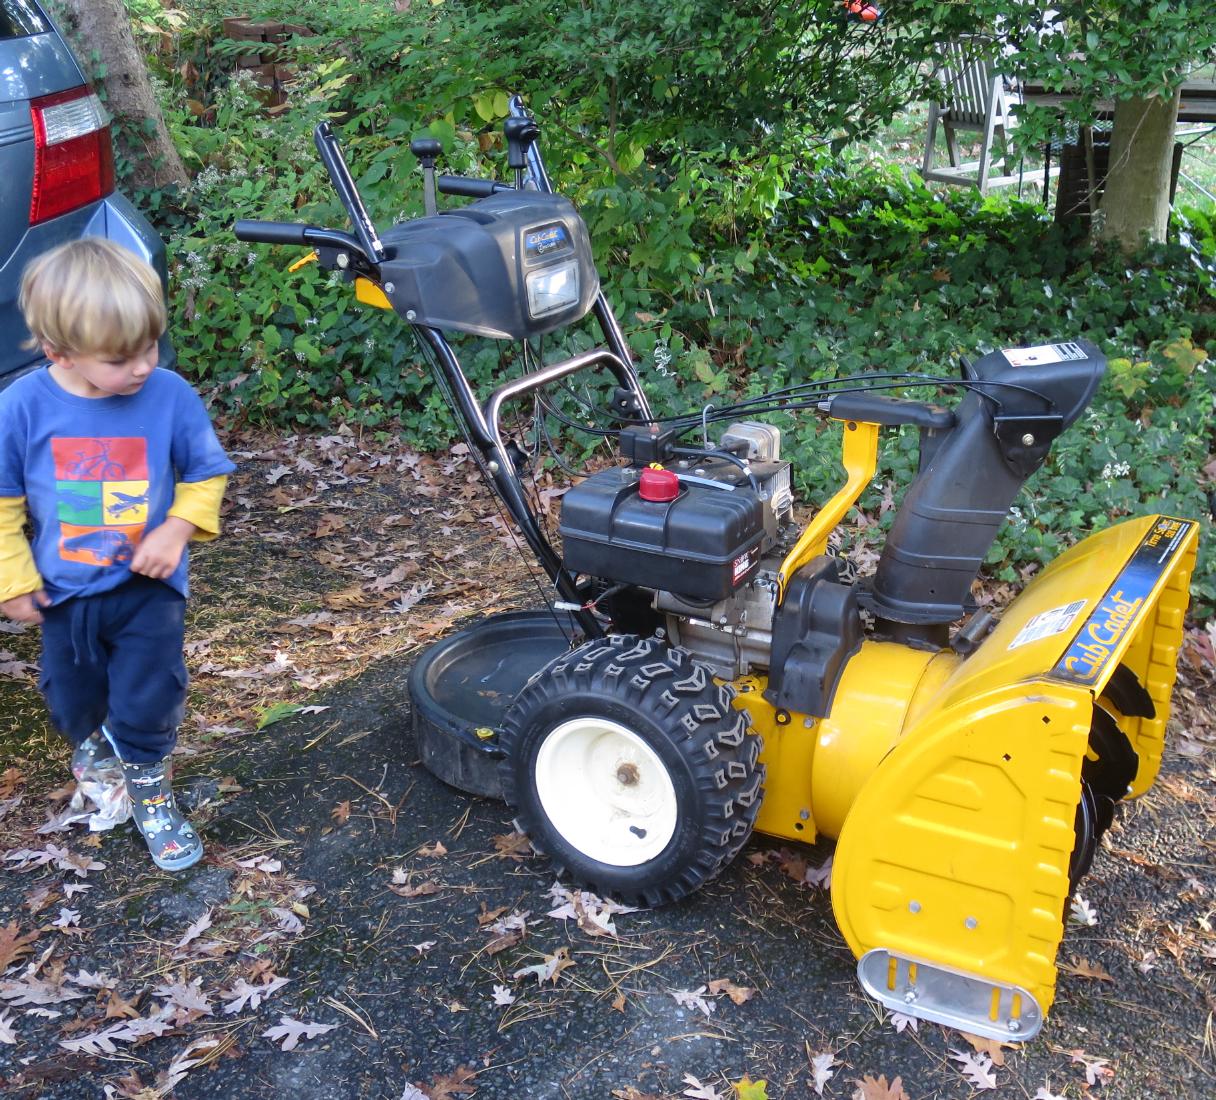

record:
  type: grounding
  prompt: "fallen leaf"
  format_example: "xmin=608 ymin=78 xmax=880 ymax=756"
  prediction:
xmin=960 ymin=1032 xmax=1015 ymax=1067
xmin=426 ymin=1065 xmax=477 ymax=1099
xmin=331 ymin=800 xmax=352 ymax=825
xmin=851 ymin=1075 xmax=909 ymax=1100
xmin=104 ymin=989 xmax=142 ymax=1020
xmin=0 ymin=921 xmax=39 ymax=972
xmin=887 ymin=1011 xmax=918 ymax=1033
xmin=1067 ymin=1049 xmax=1115 ymax=1086
xmin=418 ymin=840 xmax=448 ymax=858
xmin=810 ymin=1052 xmax=837 ymax=1096
xmin=1069 ymin=895 xmax=1098 ymax=926
xmin=949 ymin=1049 xmax=998 ymax=1090
xmin=670 ymin=986 xmax=716 ymax=1017
xmin=388 ymin=581 xmax=434 ymax=614
xmin=257 ymin=702 xmax=303 ymax=729
xmin=313 ymin=513 xmax=349 ymax=538
xmin=173 ymin=910 xmax=213 ymax=953
xmin=476 ymin=904 xmax=508 ymax=927
xmin=707 ymin=978 xmax=755 ymax=1005
xmin=804 ymin=854 xmax=832 ymax=888
xmin=681 ymin=1075 xmax=723 ymax=1099
xmin=221 ymin=975 xmax=290 ymax=1014
xmin=390 ymin=879 xmax=441 ymax=899
xmin=491 ymin=984 xmax=515 ymax=1006
xmin=492 ymin=831 xmax=533 ymax=861
xmin=261 ymin=1015 xmax=338 ymax=1051
xmin=1059 ymin=957 xmax=1114 ymax=982
xmin=732 ymin=1076 xmax=768 ymax=1100
xmin=0 ymin=1009 xmax=16 ymax=1044
xmin=59 ymin=1007 xmax=174 ymax=1054
xmin=152 ymin=978 xmax=212 ymax=1015
xmin=512 ymin=946 xmax=574 ymax=985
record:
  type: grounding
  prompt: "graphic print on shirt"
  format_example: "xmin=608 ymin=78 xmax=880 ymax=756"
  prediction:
xmin=51 ymin=438 xmax=148 ymax=566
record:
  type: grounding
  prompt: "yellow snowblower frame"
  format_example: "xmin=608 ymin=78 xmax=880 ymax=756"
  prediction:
xmin=735 ymin=512 xmax=1197 ymax=1040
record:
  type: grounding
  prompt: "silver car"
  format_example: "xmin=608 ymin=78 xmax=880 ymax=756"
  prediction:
xmin=0 ymin=0 xmax=172 ymax=387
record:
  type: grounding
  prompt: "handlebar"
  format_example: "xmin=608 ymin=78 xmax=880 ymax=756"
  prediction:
xmin=437 ymin=175 xmax=515 ymax=198
xmin=233 ymin=220 xmax=368 ymax=258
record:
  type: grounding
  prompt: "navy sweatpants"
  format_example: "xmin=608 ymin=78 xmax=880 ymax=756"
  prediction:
xmin=39 ymin=576 xmax=187 ymax=764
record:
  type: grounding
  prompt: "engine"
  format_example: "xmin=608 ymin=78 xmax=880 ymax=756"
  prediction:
xmin=558 ymin=422 xmax=796 ymax=679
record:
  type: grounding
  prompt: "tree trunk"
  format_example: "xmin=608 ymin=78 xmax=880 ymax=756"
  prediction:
xmin=58 ymin=0 xmax=188 ymax=191
xmin=1096 ymin=87 xmax=1181 ymax=252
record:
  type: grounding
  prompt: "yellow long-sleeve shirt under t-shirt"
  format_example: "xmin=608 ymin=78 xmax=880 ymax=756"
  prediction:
xmin=0 ymin=475 xmax=228 ymax=604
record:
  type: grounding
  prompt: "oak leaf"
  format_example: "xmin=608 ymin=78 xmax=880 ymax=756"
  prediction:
xmin=959 ymin=1031 xmax=1016 ymax=1066
xmin=0 ymin=921 xmax=39 ymax=972
xmin=331 ymin=800 xmax=352 ymax=825
xmin=513 ymin=946 xmax=574 ymax=985
xmin=949 ymin=1049 xmax=998 ymax=1089
xmin=681 ymin=1075 xmax=723 ymax=1099
xmin=852 ymin=1075 xmax=909 ymax=1100
xmin=426 ymin=1065 xmax=477 ymax=1099
xmin=1059 ymin=956 xmax=1114 ymax=981
xmin=492 ymin=831 xmax=533 ymax=861
xmin=810 ymin=1052 xmax=837 ymax=1096
xmin=261 ymin=1015 xmax=338 ymax=1051
xmin=417 ymin=840 xmax=448 ymax=858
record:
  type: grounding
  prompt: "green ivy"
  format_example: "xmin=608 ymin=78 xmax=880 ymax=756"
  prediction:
xmin=139 ymin=2 xmax=1215 ymax=614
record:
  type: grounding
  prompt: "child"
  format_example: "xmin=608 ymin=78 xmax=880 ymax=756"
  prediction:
xmin=0 ymin=238 xmax=234 ymax=872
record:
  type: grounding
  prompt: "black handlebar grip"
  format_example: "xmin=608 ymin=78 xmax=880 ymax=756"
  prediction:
xmin=826 ymin=392 xmax=955 ymax=430
xmin=436 ymin=175 xmax=511 ymax=198
xmin=234 ymin=220 xmax=310 ymax=245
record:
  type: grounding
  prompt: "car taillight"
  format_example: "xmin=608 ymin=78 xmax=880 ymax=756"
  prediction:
xmin=29 ymin=86 xmax=115 ymax=226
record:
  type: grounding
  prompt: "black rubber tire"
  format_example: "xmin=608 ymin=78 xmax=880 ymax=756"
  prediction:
xmin=498 ymin=634 xmax=765 ymax=907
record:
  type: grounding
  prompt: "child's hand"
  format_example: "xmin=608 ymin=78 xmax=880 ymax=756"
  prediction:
xmin=1 ymin=589 xmax=51 ymax=624
xmin=130 ymin=517 xmax=196 ymax=580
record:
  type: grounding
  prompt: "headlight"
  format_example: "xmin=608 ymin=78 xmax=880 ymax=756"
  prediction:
xmin=526 ymin=260 xmax=580 ymax=318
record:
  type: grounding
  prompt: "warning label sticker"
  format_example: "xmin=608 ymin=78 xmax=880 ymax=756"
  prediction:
xmin=1008 ymin=599 xmax=1088 ymax=650
xmin=1001 ymin=342 xmax=1088 ymax=367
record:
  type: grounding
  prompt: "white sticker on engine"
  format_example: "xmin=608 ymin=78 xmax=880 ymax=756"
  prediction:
xmin=732 ymin=550 xmax=754 ymax=581
xmin=1002 ymin=342 xmax=1087 ymax=367
xmin=1007 ymin=599 xmax=1087 ymax=650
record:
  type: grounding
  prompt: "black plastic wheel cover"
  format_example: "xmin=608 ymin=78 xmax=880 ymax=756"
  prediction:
xmin=408 ymin=609 xmax=581 ymax=798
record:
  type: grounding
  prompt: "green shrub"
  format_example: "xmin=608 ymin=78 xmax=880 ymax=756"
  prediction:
xmin=147 ymin=1 xmax=1215 ymax=613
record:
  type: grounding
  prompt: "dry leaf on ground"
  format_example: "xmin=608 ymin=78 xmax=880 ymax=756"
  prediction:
xmin=261 ymin=1015 xmax=338 ymax=1051
xmin=852 ymin=1075 xmax=909 ymax=1100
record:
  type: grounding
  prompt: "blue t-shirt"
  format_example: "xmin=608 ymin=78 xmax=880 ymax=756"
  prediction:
xmin=0 ymin=367 xmax=235 ymax=604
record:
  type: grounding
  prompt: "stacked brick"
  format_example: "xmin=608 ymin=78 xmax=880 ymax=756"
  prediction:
xmin=221 ymin=17 xmax=313 ymax=111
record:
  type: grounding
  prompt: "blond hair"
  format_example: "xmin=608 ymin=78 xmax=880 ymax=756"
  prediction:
xmin=19 ymin=238 xmax=166 ymax=358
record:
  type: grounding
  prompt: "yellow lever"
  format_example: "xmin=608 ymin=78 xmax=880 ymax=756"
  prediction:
xmin=288 ymin=250 xmax=318 ymax=273
xmin=776 ymin=419 xmax=880 ymax=604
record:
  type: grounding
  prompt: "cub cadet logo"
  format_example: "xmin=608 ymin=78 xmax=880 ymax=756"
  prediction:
xmin=1146 ymin=517 xmax=1184 ymax=549
xmin=1062 ymin=588 xmax=1144 ymax=680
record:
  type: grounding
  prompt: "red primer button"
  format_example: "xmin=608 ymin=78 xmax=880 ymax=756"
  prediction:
xmin=639 ymin=467 xmax=679 ymax=502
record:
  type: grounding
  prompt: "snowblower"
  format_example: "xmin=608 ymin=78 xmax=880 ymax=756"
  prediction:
xmin=234 ymin=103 xmax=1199 ymax=1042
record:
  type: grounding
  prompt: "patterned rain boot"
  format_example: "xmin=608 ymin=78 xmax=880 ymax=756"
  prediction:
xmin=121 ymin=759 xmax=204 ymax=871
xmin=70 ymin=730 xmax=119 ymax=782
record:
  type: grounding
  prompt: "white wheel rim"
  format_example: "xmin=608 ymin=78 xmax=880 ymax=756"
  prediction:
xmin=534 ymin=716 xmax=679 ymax=867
